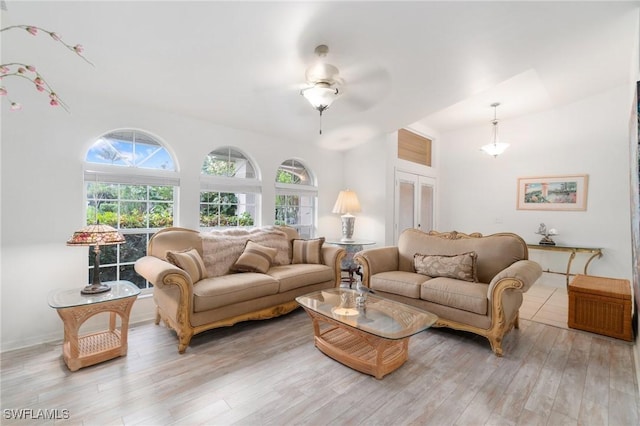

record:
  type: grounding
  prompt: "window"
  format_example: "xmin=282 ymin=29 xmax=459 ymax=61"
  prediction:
xmin=275 ymin=159 xmax=317 ymax=238
xmin=84 ymin=130 xmax=178 ymax=290
xmin=200 ymin=147 xmax=260 ymax=229
xmin=86 ymin=129 xmax=175 ymax=170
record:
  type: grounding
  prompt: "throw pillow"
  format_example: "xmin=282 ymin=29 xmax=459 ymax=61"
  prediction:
xmin=231 ymin=240 xmax=277 ymax=273
xmin=414 ymin=252 xmax=478 ymax=282
xmin=292 ymin=237 xmax=325 ymax=264
xmin=166 ymin=248 xmax=208 ymax=283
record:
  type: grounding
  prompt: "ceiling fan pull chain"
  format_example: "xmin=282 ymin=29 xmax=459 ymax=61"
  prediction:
xmin=319 ymin=109 xmax=323 ymax=135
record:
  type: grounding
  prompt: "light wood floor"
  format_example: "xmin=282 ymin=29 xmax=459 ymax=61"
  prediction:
xmin=2 ymin=296 xmax=639 ymax=425
xmin=521 ymin=281 xmax=570 ymax=329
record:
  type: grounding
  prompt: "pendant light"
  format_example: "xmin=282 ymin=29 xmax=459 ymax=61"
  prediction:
xmin=481 ymin=102 xmax=510 ymax=157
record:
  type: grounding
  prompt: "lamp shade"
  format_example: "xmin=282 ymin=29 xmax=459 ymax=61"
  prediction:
xmin=67 ymin=224 xmax=126 ymax=294
xmin=332 ymin=190 xmax=362 ymax=214
xmin=67 ymin=224 xmax=125 ymax=246
xmin=480 ymin=141 xmax=510 ymax=157
xmin=301 ymin=82 xmax=339 ymax=110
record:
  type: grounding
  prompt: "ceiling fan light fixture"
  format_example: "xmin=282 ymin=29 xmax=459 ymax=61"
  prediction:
xmin=481 ymin=102 xmax=510 ymax=158
xmin=300 ymin=45 xmax=343 ymax=135
xmin=300 ymin=82 xmax=339 ymax=111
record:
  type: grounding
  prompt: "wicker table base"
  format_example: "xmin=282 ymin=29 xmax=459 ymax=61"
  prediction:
xmin=49 ymin=281 xmax=140 ymax=371
xmin=304 ymin=308 xmax=410 ymax=379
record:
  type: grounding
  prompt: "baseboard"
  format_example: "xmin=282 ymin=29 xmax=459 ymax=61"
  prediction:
xmin=0 ymin=315 xmax=156 ymax=354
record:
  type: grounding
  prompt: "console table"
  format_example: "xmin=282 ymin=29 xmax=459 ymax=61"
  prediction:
xmin=326 ymin=239 xmax=375 ymax=286
xmin=48 ymin=281 xmax=140 ymax=371
xmin=527 ymin=244 xmax=603 ymax=286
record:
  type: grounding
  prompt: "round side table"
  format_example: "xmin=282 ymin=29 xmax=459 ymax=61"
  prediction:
xmin=326 ymin=239 xmax=376 ymax=286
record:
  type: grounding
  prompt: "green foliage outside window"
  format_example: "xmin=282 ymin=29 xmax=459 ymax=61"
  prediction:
xmin=86 ymin=183 xmax=174 ymax=228
xmin=85 ymin=182 xmax=174 ymax=289
xmin=199 ymin=191 xmax=254 ymax=227
xmin=276 ymin=169 xmax=296 ymax=184
xmin=202 ymin=157 xmax=237 ymax=177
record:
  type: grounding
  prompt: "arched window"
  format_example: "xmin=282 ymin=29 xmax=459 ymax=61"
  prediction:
xmin=86 ymin=129 xmax=175 ymax=170
xmin=200 ymin=147 xmax=260 ymax=228
xmin=84 ymin=129 xmax=179 ymax=290
xmin=275 ymin=159 xmax=317 ymax=238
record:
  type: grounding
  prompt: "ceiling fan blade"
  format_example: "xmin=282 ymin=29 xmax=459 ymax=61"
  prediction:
xmin=338 ymin=66 xmax=392 ymax=112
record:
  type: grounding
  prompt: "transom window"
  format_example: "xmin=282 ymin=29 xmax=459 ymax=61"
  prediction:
xmin=275 ymin=159 xmax=317 ymax=238
xmin=202 ymin=147 xmax=255 ymax=178
xmin=200 ymin=147 xmax=260 ymax=229
xmin=86 ymin=129 xmax=175 ymax=170
xmin=84 ymin=129 xmax=178 ymax=290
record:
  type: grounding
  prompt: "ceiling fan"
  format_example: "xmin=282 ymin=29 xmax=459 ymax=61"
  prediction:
xmin=300 ymin=45 xmax=342 ymax=135
xmin=298 ymin=44 xmax=392 ymax=135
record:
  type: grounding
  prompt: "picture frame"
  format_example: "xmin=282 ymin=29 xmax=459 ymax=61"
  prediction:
xmin=517 ymin=175 xmax=588 ymax=211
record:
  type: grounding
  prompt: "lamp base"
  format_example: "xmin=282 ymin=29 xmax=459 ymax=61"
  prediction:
xmin=81 ymin=282 xmax=111 ymax=295
xmin=340 ymin=214 xmax=356 ymax=242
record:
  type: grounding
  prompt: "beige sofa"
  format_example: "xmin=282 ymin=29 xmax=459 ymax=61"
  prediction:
xmin=135 ymin=226 xmax=345 ymax=353
xmin=354 ymin=229 xmax=542 ymax=356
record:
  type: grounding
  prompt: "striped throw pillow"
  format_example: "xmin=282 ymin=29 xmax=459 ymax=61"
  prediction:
xmin=232 ymin=241 xmax=277 ymax=273
xmin=166 ymin=248 xmax=208 ymax=283
xmin=292 ymin=238 xmax=325 ymax=265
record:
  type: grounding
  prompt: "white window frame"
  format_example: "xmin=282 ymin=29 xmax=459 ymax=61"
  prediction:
xmin=275 ymin=160 xmax=318 ymax=238
xmin=83 ymin=130 xmax=179 ymax=292
xmin=200 ymin=147 xmax=261 ymax=230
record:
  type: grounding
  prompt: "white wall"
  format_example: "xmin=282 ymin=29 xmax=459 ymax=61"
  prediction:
xmin=1 ymin=96 xmax=344 ymax=351
xmin=438 ymin=85 xmax=634 ymax=282
xmin=342 ymin=124 xmax=441 ymax=247
xmin=341 ymin=134 xmax=389 ymax=246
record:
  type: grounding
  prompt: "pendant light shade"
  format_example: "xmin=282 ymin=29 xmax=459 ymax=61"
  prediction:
xmin=481 ymin=102 xmax=509 ymax=157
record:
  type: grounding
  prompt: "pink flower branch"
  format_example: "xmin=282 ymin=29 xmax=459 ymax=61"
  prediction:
xmin=0 ymin=24 xmax=93 ymax=112
xmin=1 ymin=25 xmax=94 ymax=66
xmin=0 ymin=63 xmax=70 ymax=111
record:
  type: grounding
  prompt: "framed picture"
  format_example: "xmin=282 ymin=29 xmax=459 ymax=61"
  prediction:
xmin=517 ymin=175 xmax=588 ymax=211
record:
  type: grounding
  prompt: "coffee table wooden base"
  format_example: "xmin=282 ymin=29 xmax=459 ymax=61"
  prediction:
xmin=304 ymin=308 xmax=410 ymax=379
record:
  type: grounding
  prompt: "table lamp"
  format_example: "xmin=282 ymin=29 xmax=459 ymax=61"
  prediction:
xmin=67 ymin=224 xmax=126 ymax=294
xmin=332 ymin=190 xmax=361 ymax=242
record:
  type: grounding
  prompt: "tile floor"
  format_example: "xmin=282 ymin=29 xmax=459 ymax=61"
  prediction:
xmin=520 ymin=275 xmax=569 ymax=329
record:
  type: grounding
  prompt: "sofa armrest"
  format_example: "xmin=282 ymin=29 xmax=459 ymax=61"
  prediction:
xmin=134 ymin=255 xmax=193 ymax=291
xmin=322 ymin=245 xmax=347 ymax=286
xmin=354 ymin=246 xmax=399 ymax=287
xmin=487 ymin=260 xmax=543 ymax=300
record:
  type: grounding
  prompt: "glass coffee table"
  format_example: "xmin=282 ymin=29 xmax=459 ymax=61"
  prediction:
xmin=296 ymin=288 xmax=437 ymax=379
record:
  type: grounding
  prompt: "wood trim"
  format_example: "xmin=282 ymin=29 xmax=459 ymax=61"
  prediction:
xmin=157 ymin=301 xmax=301 ymax=353
xmin=398 ymin=128 xmax=432 ymax=167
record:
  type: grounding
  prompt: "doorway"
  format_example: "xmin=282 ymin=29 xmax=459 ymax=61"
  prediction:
xmin=394 ymin=170 xmax=436 ymax=243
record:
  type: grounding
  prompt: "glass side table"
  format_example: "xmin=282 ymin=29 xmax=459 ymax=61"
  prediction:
xmin=326 ymin=239 xmax=376 ymax=286
xmin=48 ymin=281 xmax=140 ymax=371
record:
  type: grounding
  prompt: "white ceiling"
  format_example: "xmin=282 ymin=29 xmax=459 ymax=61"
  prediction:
xmin=1 ymin=1 xmax=638 ymax=150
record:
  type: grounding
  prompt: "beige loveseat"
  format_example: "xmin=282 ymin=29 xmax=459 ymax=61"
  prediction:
xmin=135 ymin=226 xmax=345 ymax=353
xmin=354 ymin=229 xmax=542 ymax=356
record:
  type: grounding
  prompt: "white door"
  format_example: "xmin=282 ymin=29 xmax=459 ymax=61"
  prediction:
xmin=394 ymin=170 xmax=436 ymax=243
